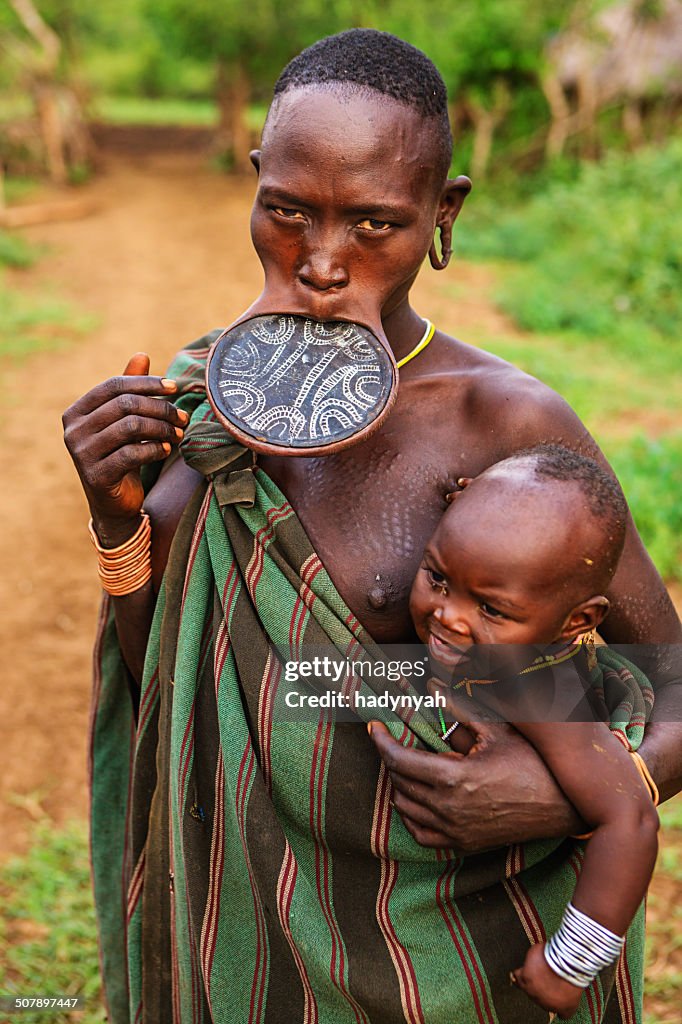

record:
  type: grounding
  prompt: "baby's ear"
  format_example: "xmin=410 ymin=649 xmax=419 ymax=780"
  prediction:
xmin=559 ymin=596 xmax=610 ymax=641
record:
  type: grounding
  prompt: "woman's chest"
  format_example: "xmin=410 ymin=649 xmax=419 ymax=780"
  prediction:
xmin=260 ymin=437 xmax=460 ymax=642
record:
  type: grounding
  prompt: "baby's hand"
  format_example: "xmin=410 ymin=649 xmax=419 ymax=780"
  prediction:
xmin=511 ymin=942 xmax=583 ymax=1019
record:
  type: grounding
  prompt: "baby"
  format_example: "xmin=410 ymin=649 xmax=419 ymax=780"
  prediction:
xmin=409 ymin=444 xmax=659 ymax=1019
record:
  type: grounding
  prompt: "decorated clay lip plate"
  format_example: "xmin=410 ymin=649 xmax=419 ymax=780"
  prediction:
xmin=206 ymin=313 xmax=397 ymax=457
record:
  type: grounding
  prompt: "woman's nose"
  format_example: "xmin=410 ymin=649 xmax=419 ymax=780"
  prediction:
xmin=298 ymin=237 xmax=349 ymax=291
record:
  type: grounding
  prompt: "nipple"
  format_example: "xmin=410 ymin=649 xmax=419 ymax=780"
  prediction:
xmin=368 ymin=573 xmax=387 ymax=610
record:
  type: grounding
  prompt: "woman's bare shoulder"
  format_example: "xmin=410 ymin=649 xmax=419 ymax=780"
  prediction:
xmin=419 ymin=329 xmax=594 ymax=450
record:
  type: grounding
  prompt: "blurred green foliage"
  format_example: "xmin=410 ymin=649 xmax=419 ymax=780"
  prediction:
xmin=607 ymin=435 xmax=682 ymax=581
xmin=453 ymin=140 xmax=682 ymax=580
xmin=0 ymin=1 xmax=610 ymax=172
xmin=459 ymin=141 xmax=682 ymax=339
xmin=0 ymin=229 xmax=39 ymax=268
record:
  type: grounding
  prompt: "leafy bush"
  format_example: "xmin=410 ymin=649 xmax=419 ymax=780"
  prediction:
xmin=605 ymin=433 xmax=682 ymax=582
xmin=459 ymin=141 xmax=682 ymax=341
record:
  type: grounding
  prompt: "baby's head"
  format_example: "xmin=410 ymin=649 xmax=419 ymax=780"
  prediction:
xmin=409 ymin=445 xmax=628 ymax=669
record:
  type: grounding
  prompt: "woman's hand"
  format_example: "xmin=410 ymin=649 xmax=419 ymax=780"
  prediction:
xmin=62 ymin=353 xmax=188 ymax=545
xmin=368 ymin=694 xmax=585 ymax=852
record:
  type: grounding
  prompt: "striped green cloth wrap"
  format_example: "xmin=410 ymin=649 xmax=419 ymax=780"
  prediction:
xmin=90 ymin=332 xmax=652 ymax=1024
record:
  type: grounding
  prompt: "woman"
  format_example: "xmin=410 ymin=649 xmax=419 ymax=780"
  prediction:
xmin=64 ymin=29 xmax=681 ymax=1024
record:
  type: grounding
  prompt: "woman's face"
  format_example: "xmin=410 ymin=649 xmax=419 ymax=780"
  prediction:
xmin=250 ymin=87 xmax=458 ymax=327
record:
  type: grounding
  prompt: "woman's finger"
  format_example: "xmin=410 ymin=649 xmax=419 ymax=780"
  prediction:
xmin=391 ymin=787 xmax=449 ymax=828
xmin=64 ymin=375 xmax=178 ymax=419
xmin=87 ymin=415 xmax=184 ymax=459
xmin=389 ymin=770 xmax=448 ymax=814
xmin=368 ymin=722 xmax=463 ymax=786
xmin=123 ymin=352 xmax=151 ymax=376
xmin=94 ymin=441 xmax=173 ymax=484
xmin=398 ymin=813 xmax=456 ymax=848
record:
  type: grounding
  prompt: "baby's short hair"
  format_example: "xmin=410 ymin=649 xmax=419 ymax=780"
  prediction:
xmin=272 ymin=29 xmax=452 ymax=181
xmin=511 ymin=444 xmax=628 ymax=584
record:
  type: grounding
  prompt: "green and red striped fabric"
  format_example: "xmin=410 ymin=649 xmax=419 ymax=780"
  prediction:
xmin=89 ymin=333 xmax=646 ymax=1024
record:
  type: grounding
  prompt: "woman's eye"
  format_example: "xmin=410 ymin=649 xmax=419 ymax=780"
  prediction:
xmin=357 ymin=218 xmax=392 ymax=231
xmin=273 ymin=207 xmax=305 ymax=220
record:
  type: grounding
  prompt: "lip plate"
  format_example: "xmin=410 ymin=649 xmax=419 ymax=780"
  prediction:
xmin=205 ymin=311 xmax=398 ymax=457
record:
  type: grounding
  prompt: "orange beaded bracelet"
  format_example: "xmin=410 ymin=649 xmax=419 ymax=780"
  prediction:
xmin=88 ymin=512 xmax=152 ymax=596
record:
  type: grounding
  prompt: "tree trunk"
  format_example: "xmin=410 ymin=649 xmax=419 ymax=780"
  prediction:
xmin=215 ymin=58 xmax=252 ymax=174
xmin=468 ymin=105 xmax=495 ymax=181
xmin=541 ymin=73 xmax=572 ymax=159
xmin=622 ymin=100 xmax=644 ymax=147
xmin=33 ymin=80 xmax=68 ymax=184
xmin=465 ymin=82 xmax=511 ymax=180
xmin=575 ymin=71 xmax=600 ymax=158
xmin=9 ymin=0 xmax=92 ymax=184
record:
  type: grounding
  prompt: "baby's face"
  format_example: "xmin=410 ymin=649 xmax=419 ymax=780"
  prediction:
xmin=409 ymin=482 xmax=579 ymax=675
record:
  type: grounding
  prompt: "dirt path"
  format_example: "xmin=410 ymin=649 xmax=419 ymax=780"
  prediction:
xmin=0 ymin=153 xmax=262 ymax=858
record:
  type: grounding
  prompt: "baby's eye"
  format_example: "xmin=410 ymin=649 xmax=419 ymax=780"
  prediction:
xmin=357 ymin=218 xmax=392 ymax=231
xmin=273 ymin=206 xmax=305 ymax=220
xmin=479 ymin=601 xmax=506 ymax=619
xmin=425 ymin=568 xmax=447 ymax=591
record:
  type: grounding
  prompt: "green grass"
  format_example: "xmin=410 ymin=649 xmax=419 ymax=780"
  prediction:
xmin=0 ymin=231 xmax=93 ymax=369
xmin=644 ymin=795 xmax=682 ymax=1023
xmin=0 ymin=822 xmax=104 ymax=1024
xmin=0 ymin=276 xmax=94 ymax=370
xmin=0 ymin=92 xmax=219 ymax=128
xmin=2 ymin=176 xmax=41 ymax=204
xmin=0 ymin=234 xmax=94 ymax=374
xmin=0 ymin=95 xmax=33 ymax=121
xmin=607 ymin=435 xmax=682 ymax=581
xmin=90 ymin=94 xmax=218 ymax=126
xmin=0 ymin=231 xmax=40 ymax=270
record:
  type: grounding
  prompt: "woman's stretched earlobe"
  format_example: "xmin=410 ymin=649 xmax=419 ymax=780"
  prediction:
xmin=429 ymin=223 xmax=452 ymax=271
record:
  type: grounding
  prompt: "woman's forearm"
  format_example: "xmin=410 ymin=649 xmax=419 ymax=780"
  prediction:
xmin=111 ymin=584 xmax=157 ymax=703
xmin=638 ymin=708 xmax=682 ymax=803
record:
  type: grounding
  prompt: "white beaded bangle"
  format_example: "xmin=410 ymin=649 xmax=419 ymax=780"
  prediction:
xmin=544 ymin=903 xmax=625 ymax=988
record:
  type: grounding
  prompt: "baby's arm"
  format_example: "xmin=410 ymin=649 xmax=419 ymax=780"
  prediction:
xmin=510 ymin=717 xmax=659 ymax=1017
xmin=433 ymin=670 xmax=659 ymax=1017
